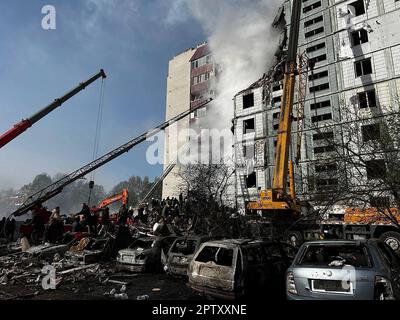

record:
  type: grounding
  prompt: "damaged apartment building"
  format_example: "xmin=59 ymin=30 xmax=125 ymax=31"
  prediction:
xmin=163 ymin=43 xmax=215 ymax=199
xmin=234 ymin=0 xmax=400 ymax=213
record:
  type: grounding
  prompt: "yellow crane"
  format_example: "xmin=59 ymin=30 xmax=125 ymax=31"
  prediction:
xmin=247 ymin=0 xmax=302 ymax=218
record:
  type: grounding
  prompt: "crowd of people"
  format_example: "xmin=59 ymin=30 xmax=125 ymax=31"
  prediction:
xmin=0 ymin=191 xmax=205 ymax=247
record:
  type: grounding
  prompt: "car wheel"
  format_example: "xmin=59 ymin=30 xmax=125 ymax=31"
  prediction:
xmin=286 ymin=231 xmax=303 ymax=248
xmin=379 ymin=232 xmax=400 ymax=254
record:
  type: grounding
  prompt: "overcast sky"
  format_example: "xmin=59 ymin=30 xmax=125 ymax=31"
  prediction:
xmin=0 ymin=0 xmax=205 ymax=192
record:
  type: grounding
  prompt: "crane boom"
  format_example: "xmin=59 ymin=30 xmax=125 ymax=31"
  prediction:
xmin=247 ymin=0 xmax=302 ymax=214
xmin=12 ymin=98 xmax=212 ymax=217
xmin=0 ymin=69 xmax=106 ymax=149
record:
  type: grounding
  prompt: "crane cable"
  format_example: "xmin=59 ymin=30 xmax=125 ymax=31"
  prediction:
xmin=88 ymin=78 xmax=106 ymax=205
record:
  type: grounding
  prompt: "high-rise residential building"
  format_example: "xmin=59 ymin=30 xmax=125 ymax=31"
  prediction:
xmin=163 ymin=43 xmax=214 ymax=199
xmin=234 ymin=0 xmax=400 ymax=214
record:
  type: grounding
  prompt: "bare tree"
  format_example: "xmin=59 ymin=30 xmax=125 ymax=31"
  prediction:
xmin=302 ymin=102 xmax=400 ymax=229
xmin=175 ymin=162 xmax=236 ymax=235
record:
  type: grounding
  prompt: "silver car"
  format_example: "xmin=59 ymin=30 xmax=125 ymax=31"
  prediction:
xmin=286 ymin=240 xmax=400 ymax=300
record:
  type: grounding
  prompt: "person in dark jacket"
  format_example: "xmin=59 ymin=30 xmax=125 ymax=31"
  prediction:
xmin=118 ymin=204 xmax=128 ymax=225
xmin=72 ymin=216 xmax=84 ymax=233
xmin=31 ymin=211 xmax=45 ymax=245
xmin=5 ymin=219 xmax=16 ymax=242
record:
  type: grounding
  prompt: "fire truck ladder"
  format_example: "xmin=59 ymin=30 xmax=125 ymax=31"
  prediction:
xmin=11 ymin=99 xmax=212 ymax=217
xmin=140 ymin=163 xmax=176 ymax=205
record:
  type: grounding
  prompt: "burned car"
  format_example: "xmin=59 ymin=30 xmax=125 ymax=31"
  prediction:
xmin=64 ymin=237 xmax=112 ymax=266
xmin=116 ymin=236 xmax=177 ymax=273
xmin=166 ymin=235 xmax=222 ymax=277
xmin=188 ymin=239 xmax=297 ymax=300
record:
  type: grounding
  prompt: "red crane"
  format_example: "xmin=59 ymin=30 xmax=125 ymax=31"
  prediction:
xmin=0 ymin=69 xmax=106 ymax=149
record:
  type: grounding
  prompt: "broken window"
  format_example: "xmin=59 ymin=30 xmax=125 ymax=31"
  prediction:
xmin=314 ymin=145 xmax=335 ymax=154
xmin=310 ymin=100 xmax=331 ymax=110
xmin=195 ymin=246 xmax=234 ymax=267
xmin=243 ymin=118 xmax=255 ymax=134
xmin=366 ymin=159 xmax=386 ymax=179
xmin=243 ymin=144 xmax=255 ymax=160
xmin=243 ymin=92 xmax=255 ymax=109
xmin=304 ymin=15 xmax=323 ymax=27
xmin=309 ymin=70 xmax=328 ymax=81
xmin=272 ymin=84 xmax=282 ymax=92
xmin=358 ymin=90 xmax=377 ymax=108
xmin=315 ymin=163 xmax=338 ymax=173
xmin=305 ymin=26 xmax=324 ymax=38
xmin=303 ymin=1 xmax=322 ymax=13
xmin=306 ymin=42 xmax=326 ymax=53
xmin=348 ymin=0 xmax=366 ymax=16
xmin=355 ymin=58 xmax=373 ymax=77
xmin=313 ymin=131 xmax=334 ymax=141
xmin=272 ymin=96 xmax=282 ymax=107
xmin=362 ymin=123 xmax=381 ymax=141
xmin=316 ymin=178 xmax=339 ymax=188
xmin=311 ymin=113 xmax=332 ymax=123
xmin=309 ymin=54 xmax=327 ymax=65
xmin=310 ymin=83 xmax=330 ymax=93
xmin=370 ymin=196 xmax=391 ymax=208
xmin=246 ymin=172 xmax=257 ymax=188
xmin=351 ymin=29 xmax=369 ymax=46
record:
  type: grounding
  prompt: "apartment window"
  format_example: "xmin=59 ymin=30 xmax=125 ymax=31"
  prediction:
xmin=362 ymin=123 xmax=381 ymax=141
xmin=309 ymin=54 xmax=327 ymax=65
xmin=312 ymin=113 xmax=332 ymax=123
xmin=246 ymin=172 xmax=257 ymax=188
xmin=272 ymin=96 xmax=282 ymax=104
xmin=273 ymin=112 xmax=280 ymax=119
xmin=243 ymin=93 xmax=255 ymax=109
xmin=303 ymin=1 xmax=321 ymax=13
xmin=305 ymin=27 xmax=324 ymax=38
xmin=313 ymin=131 xmax=334 ymax=141
xmin=194 ymin=75 xmax=202 ymax=84
xmin=304 ymin=15 xmax=323 ymax=27
xmin=204 ymin=72 xmax=210 ymax=81
xmin=366 ymin=159 xmax=386 ymax=179
xmin=273 ymin=123 xmax=280 ymax=130
xmin=355 ymin=58 xmax=373 ymax=77
xmin=206 ymin=55 xmax=212 ymax=64
xmin=348 ymin=0 xmax=365 ymax=16
xmin=191 ymin=60 xmax=200 ymax=69
xmin=309 ymin=70 xmax=328 ymax=81
xmin=306 ymin=42 xmax=326 ymax=53
xmin=310 ymin=83 xmax=330 ymax=93
xmin=314 ymin=145 xmax=335 ymax=154
xmin=243 ymin=145 xmax=255 ymax=160
xmin=351 ymin=29 xmax=369 ymax=46
xmin=310 ymin=100 xmax=331 ymax=110
xmin=315 ymin=163 xmax=337 ymax=173
xmin=273 ymin=84 xmax=282 ymax=92
xmin=358 ymin=90 xmax=377 ymax=108
xmin=316 ymin=178 xmax=338 ymax=188
xmin=243 ymin=118 xmax=255 ymax=134
xmin=370 ymin=196 xmax=391 ymax=208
